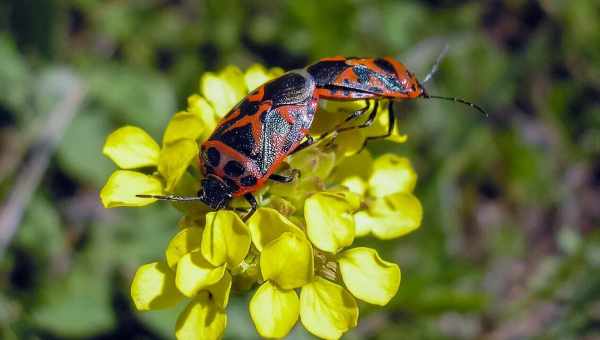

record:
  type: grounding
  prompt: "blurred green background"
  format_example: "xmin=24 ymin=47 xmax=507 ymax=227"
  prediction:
xmin=1 ymin=0 xmax=599 ymax=339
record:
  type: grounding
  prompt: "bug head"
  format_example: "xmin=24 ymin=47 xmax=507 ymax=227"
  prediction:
xmin=197 ymin=174 xmax=234 ymax=210
xmin=135 ymin=174 xmax=234 ymax=210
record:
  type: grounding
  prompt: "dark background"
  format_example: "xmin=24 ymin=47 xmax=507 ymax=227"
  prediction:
xmin=0 ymin=0 xmax=599 ymax=339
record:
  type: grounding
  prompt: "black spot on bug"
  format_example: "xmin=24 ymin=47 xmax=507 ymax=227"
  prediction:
xmin=263 ymin=72 xmax=313 ymax=106
xmin=306 ymin=61 xmax=349 ymax=87
xmin=216 ymin=124 xmax=255 ymax=158
xmin=240 ymin=100 xmax=260 ymax=116
xmin=240 ymin=175 xmax=257 ymax=187
xmin=224 ymin=160 xmax=245 ymax=177
xmin=374 ymin=58 xmax=397 ymax=76
xmin=206 ymin=147 xmax=221 ymax=167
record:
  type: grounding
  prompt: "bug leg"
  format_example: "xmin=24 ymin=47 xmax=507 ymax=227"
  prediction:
xmin=136 ymin=194 xmax=204 ymax=201
xmin=343 ymin=100 xmax=371 ymax=123
xmin=243 ymin=193 xmax=258 ymax=220
xmin=357 ymin=101 xmax=396 ymax=153
xmin=291 ymin=135 xmax=314 ymax=155
xmin=318 ymin=100 xmax=371 ymax=141
xmin=269 ymin=169 xmax=301 ymax=183
xmin=336 ymin=100 xmax=379 ymax=133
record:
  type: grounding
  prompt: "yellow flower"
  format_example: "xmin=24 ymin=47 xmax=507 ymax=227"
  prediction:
xmin=176 ymin=291 xmax=227 ymax=340
xmin=247 ymin=205 xmax=401 ymax=339
xmin=100 ymin=120 xmax=200 ymax=207
xmin=336 ymin=151 xmax=423 ymax=239
xmin=130 ymin=261 xmax=183 ymax=310
xmin=302 ymin=197 xmax=400 ymax=338
xmin=131 ymin=211 xmax=241 ymax=339
xmin=247 ymin=209 xmax=312 ymax=338
xmin=111 ymin=63 xmax=423 ymax=340
xmin=305 ymin=192 xmax=357 ymax=254
xmin=300 ymin=277 xmax=358 ymax=340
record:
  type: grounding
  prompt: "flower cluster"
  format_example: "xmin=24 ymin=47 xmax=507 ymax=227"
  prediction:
xmin=100 ymin=64 xmax=422 ymax=339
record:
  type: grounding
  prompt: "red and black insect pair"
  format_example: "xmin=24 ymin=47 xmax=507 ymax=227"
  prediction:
xmin=138 ymin=56 xmax=487 ymax=217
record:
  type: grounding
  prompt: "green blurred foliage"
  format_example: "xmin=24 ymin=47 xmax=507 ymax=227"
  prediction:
xmin=0 ymin=0 xmax=599 ymax=339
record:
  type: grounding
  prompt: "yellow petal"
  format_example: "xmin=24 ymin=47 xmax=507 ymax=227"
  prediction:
xmin=200 ymin=66 xmax=246 ymax=117
xmin=158 ymin=139 xmax=198 ymax=192
xmin=287 ymin=146 xmax=336 ymax=180
xmin=206 ymin=271 xmax=232 ymax=309
xmin=387 ymin=122 xmax=408 ymax=143
xmin=338 ymin=247 xmax=401 ymax=306
xmin=300 ymin=277 xmax=358 ymax=340
xmin=260 ymin=232 xmax=314 ymax=289
xmin=353 ymin=211 xmax=372 ymax=237
xmin=304 ymin=193 xmax=355 ymax=254
xmin=330 ymin=150 xmax=373 ymax=183
xmin=247 ymin=208 xmax=304 ymax=252
xmin=243 ymin=64 xmax=272 ymax=91
xmin=100 ymin=170 xmax=163 ymax=208
xmin=166 ymin=227 xmax=204 ymax=269
xmin=268 ymin=174 xmax=321 ymax=207
xmin=334 ymin=130 xmax=366 ymax=157
xmin=162 ymin=111 xmax=205 ymax=145
xmin=130 ymin=262 xmax=183 ymax=311
xmin=356 ymin=193 xmax=422 ymax=240
xmin=187 ymin=94 xmax=218 ymax=141
xmin=326 ymin=190 xmax=361 ymax=210
xmin=264 ymin=196 xmax=297 ymax=216
xmin=368 ymin=154 xmax=417 ymax=197
xmin=102 ymin=126 xmax=160 ymax=169
xmin=341 ymin=176 xmax=368 ymax=196
xmin=176 ymin=292 xmax=227 ymax=340
xmin=249 ymin=281 xmax=299 ymax=338
xmin=175 ymin=250 xmax=226 ymax=297
xmin=201 ymin=211 xmax=250 ymax=268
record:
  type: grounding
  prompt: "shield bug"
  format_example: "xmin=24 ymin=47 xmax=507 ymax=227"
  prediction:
xmin=138 ymin=70 xmax=318 ymax=216
xmin=139 ymin=56 xmax=486 ymax=216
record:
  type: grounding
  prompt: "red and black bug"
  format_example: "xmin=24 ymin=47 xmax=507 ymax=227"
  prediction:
xmin=138 ymin=56 xmax=486 ymax=216
xmin=139 ymin=70 xmax=319 ymax=214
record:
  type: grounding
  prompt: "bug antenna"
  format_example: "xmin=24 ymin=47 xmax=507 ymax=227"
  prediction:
xmin=136 ymin=194 xmax=204 ymax=202
xmin=424 ymin=94 xmax=488 ymax=117
xmin=422 ymin=44 xmax=449 ymax=84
